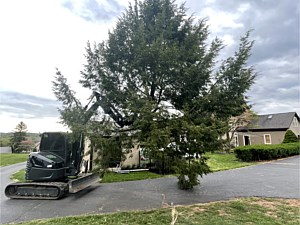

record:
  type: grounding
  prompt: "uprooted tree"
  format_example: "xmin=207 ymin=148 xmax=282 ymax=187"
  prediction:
xmin=52 ymin=0 xmax=256 ymax=189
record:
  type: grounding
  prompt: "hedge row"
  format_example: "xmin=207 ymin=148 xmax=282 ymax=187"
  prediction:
xmin=234 ymin=142 xmax=300 ymax=162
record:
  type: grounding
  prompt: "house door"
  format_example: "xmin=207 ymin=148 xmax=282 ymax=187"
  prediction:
xmin=244 ymin=135 xmax=251 ymax=146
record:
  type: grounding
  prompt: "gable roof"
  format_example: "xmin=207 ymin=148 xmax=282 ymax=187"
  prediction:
xmin=238 ymin=112 xmax=299 ymax=131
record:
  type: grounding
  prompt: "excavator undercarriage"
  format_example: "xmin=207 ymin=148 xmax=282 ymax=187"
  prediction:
xmin=5 ymin=182 xmax=68 ymax=200
xmin=5 ymin=173 xmax=99 ymax=200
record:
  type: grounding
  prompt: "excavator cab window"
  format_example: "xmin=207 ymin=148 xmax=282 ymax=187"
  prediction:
xmin=40 ymin=133 xmax=68 ymax=162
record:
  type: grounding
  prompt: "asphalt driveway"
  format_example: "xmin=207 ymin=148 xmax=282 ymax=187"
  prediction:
xmin=1 ymin=156 xmax=299 ymax=224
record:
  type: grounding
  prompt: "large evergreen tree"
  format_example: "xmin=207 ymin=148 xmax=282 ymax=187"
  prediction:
xmin=53 ymin=0 xmax=256 ymax=189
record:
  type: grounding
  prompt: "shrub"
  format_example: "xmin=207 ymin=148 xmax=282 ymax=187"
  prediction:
xmin=174 ymin=157 xmax=210 ymax=190
xmin=282 ymin=130 xmax=299 ymax=143
xmin=234 ymin=142 xmax=300 ymax=162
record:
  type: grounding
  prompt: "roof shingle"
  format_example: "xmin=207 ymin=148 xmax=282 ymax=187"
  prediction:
xmin=240 ymin=112 xmax=299 ymax=130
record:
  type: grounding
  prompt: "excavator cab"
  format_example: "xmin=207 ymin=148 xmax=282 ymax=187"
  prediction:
xmin=25 ymin=132 xmax=83 ymax=182
xmin=25 ymin=132 xmax=67 ymax=182
xmin=25 ymin=151 xmax=65 ymax=181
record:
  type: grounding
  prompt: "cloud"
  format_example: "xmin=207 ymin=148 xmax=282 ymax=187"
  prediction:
xmin=0 ymin=0 xmax=298 ymax=132
xmin=182 ymin=0 xmax=299 ymax=115
xmin=62 ymin=0 xmax=124 ymax=22
xmin=249 ymin=54 xmax=300 ymax=114
xmin=0 ymin=91 xmax=61 ymax=119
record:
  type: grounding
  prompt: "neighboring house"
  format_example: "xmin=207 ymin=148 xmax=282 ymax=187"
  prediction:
xmin=236 ymin=112 xmax=300 ymax=146
xmin=19 ymin=140 xmax=34 ymax=152
xmin=83 ymin=138 xmax=142 ymax=170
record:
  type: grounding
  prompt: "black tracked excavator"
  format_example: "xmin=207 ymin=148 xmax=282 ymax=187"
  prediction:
xmin=5 ymin=92 xmax=104 ymax=200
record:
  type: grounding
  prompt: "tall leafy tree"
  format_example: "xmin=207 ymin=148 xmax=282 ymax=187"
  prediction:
xmin=53 ymin=0 xmax=256 ymax=189
xmin=10 ymin=121 xmax=28 ymax=153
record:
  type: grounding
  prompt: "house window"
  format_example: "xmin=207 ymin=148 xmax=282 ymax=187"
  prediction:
xmin=264 ymin=134 xmax=272 ymax=144
xmin=243 ymin=135 xmax=251 ymax=146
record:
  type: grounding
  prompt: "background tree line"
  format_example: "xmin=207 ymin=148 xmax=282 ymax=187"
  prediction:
xmin=0 ymin=122 xmax=40 ymax=153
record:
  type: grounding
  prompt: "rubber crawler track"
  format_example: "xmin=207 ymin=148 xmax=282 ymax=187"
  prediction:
xmin=5 ymin=182 xmax=68 ymax=200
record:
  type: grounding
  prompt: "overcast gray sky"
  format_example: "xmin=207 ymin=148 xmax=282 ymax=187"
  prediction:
xmin=0 ymin=0 xmax=299 ymax=133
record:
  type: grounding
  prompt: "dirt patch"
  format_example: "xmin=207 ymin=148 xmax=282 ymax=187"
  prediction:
xmin=192 ymin=207 xmax=206 ymax=213
xmin=249 ymin=198 xmax=300 ymax=218
xmin=250 ymin=198 xmax=300 ymax=208
xmin=266 ymin=211 xmax=278 ymax=218
xmin=284 ymin=199 xmax=300 ymax=207
xmin=218 ymin=209 xmax=229 ymax=216
xmin=250 ymin=199 xmax=280 ymax=211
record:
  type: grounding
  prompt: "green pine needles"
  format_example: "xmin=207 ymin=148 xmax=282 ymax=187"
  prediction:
xmin=52 ymin=0 xmax=256 ymax=189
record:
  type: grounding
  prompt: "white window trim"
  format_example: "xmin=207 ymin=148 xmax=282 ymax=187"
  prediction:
xmin=264 ymin=134 xmax=272 ymax=144
xmin=243 ymin=135 xmax=251 ymax=146
xmin=235 ymin=135 xmax=239 ymax=147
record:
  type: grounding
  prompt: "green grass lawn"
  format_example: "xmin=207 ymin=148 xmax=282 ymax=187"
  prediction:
xmin=10 ymin=153 xmax=258 ymax=183
xmin=0 ymin=153 xmax=29 ymax=167
xmin=205 ymin=152 xmax=258 ymax=172
xmin=10 ymin=169 xmax=26 ymax=182
xmin=102 ymin=171 xmax=164 ymax=183
xmin=14 ymin=197 xmax=300 ymax=225
xmin=11 ymin=169 xmax=164 ymax=183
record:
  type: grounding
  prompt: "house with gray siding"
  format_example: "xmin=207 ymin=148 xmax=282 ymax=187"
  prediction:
xmin=236 ymin=112 xmax=300 ymax=146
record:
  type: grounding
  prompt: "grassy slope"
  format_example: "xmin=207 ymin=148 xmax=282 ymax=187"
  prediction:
xmin=11 ymin=170 xmax=164 ymax=183
xmin=10 ymin=153 xmax=257 ymax=182
xmin=0 ymin=153 xmax=28 ymax=167
xmin=10 ymin=169 xmax=26 ymax=182
xmin=11 ymin=153 xmax=256 ymax=183
xmin=102 ymin=171 xmax=164 ymax=183
xmin=205 ymin=152 xmax=258 ymax=172
xmin=15 ymin=198 xmax=300 ymax=225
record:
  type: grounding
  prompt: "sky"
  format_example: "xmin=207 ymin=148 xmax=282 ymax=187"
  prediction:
xmin=0 ymin=0 xmax=299 ymax=133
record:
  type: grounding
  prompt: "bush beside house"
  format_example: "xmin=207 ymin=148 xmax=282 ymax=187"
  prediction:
xmin=282 ymin=130 xmax=299 ymax=143
xmin=234 ymin=142 xmax=300 ymax=161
